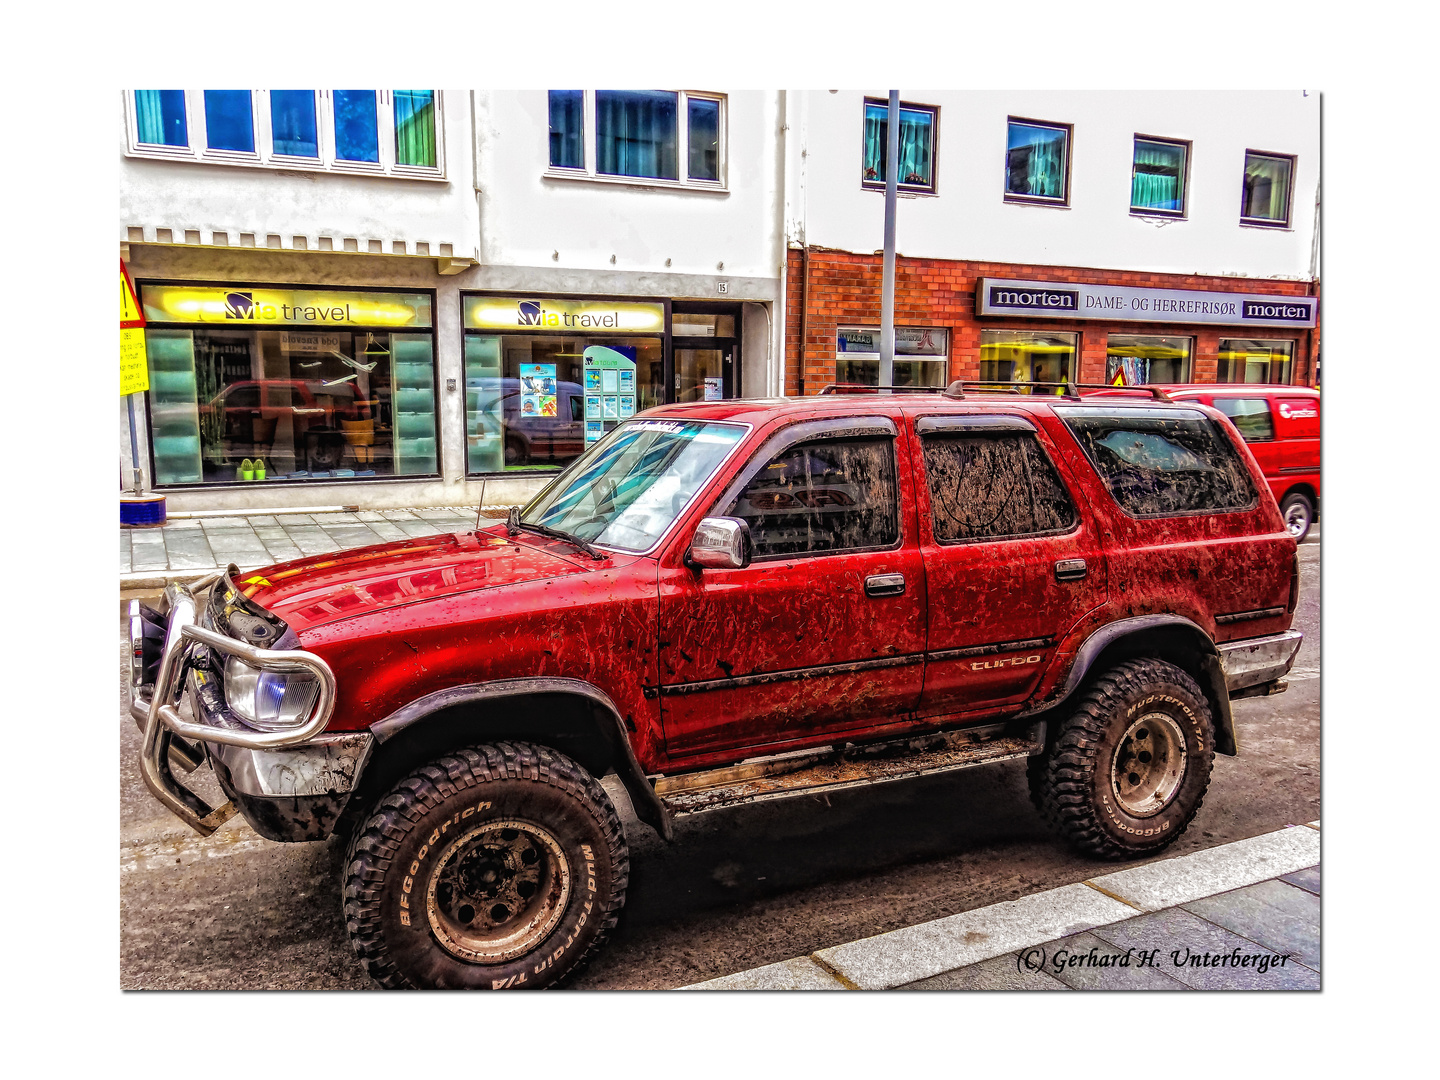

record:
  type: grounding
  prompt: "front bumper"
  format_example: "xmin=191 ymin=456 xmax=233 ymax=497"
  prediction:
xmin=129 ymin=572 xmax=348 ymax=837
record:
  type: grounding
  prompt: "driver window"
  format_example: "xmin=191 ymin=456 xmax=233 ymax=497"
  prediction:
xmin=723 ymin=436 xmax=898 ymax=558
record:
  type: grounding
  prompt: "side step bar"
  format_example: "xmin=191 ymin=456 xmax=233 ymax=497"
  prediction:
xmin=654 ymin=722 xmax=1045 ymax=816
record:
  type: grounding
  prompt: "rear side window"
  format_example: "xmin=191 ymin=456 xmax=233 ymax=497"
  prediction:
xmin=922 ymin=433 xmax=1076 ymax=541
xmin=1211 ymin=397 xmax=1274 ymax=441
xmin=1058 ymin=407 xmax=1257 ymax=517
xmin=724 ymin=436 xmax=899 ymax=558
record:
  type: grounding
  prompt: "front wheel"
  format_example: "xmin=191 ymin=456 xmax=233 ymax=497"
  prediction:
xmin=1028 ymin=658 xmax=1214 ymax=860
xmin=1280 ymin=492 xmax=1314 ymax=542
xmin=343 ymin=742 xmax=628 ymax=989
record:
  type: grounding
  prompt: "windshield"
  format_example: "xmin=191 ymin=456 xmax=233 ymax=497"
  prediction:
xmin=523 ymin=419 xmax=747 ymax=552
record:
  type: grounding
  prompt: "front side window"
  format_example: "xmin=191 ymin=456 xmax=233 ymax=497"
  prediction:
xmin=1058 ymin=407 xmax=1257 ymax=517
xmin=1241 ymin=151 xmax=1294 ymax=226
xmin=597 ymin=90 xmax=678 ymax=180
xmin=1106 ymin=334 xmax=1194 ymax=385
xmin=1210 ymin=398 xmax=1275 ymax=442
xmin=1131 ymin=136 xmax=1188 ymax=216
xmin=724 ymin=437 xmax=899 ymax=558
xmin=923 ymin=432 xmax=1076 ymax=542
xmin=135 ymin=90 xmax=188 ymax=147
xmin=862 ymin=100 xmax=937 ymax=192
xmin=525 ymin=420 xmax=746 ymax=552
xmin=980 ymin=330 xmax=1078 ymax=391
xmin=1217 ymin=338 xmax=1295 ymax=384
xmin=1006 ymin=118 xmax=1070 ymax=203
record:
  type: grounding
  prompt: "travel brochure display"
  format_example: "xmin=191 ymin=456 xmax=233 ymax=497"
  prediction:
xmin=520 ymin=363 xmax=558 ymax=418
xmin=582 ymin=345 xmax=636 ymax=441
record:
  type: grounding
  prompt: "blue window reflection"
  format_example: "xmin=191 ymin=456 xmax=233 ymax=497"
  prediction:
xmin=549 ymin=90 xmax=584 ymax=169
xmin=135 ymin=91 xmax=188 ymax=147
xmin=334 ymin=91 xmax=379 ymax=163
xmin=271 ymin=91 xmax=318 ymax=157
xmin=596 ymin=91 xmax=677 ymax=180
xmin=204 ymin=90 xmax=255 ymax=153
xmin=688 ymin=98 xmax=719 ymax=181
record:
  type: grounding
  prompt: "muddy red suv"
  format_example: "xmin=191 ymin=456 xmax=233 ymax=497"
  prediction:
xmin=130 ymin=382 xmax=1303 ymax=989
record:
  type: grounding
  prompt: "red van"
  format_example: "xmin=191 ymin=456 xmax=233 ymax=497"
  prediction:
xmin=1154 ymin=386 xmax=1319 ymax=541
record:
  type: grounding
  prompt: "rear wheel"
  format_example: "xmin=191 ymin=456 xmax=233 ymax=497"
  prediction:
xmin=344 ymin=742 xmax=627 ymax=989
xmin=1028 ymin=659 xmax=1214 ymax=860
xmin=1280 ymin=492 xmax=1313 ymax=542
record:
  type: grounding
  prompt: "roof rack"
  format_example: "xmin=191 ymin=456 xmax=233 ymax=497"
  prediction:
xmin=817 ymin=381 xmax=1172 ymax=402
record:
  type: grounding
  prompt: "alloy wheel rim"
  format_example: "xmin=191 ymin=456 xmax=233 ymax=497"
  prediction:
xmin=426 ymin=820 xmax=571 ymax=964
xmin=1111 ymin=712 xmax=1188 ymax=817
xmin=1285 ymin=504 xmax=1308 ymax=538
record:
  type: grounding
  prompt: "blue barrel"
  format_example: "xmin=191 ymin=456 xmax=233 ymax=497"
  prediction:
xmin=121 ymin=494 xmax=167 ymax=528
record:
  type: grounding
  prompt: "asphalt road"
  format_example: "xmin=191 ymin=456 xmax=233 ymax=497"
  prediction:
xmin=119 ymin=531 xmax=1320 ymax=990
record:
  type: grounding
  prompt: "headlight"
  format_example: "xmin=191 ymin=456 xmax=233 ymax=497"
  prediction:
xmin=223 ymin=655 xmax=320 ymax=730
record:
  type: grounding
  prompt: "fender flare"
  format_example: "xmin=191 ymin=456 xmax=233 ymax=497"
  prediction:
xmin=369 ymin=677 xmax=674 ymax=840
xmin=1019 ymin=615 xmax=1237 ymax=756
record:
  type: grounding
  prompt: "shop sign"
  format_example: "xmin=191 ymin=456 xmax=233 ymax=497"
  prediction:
xmin=977 ymin=278 xmax=1316 ymax=328
xmin=837 ymin=327 xmax=949 ymax=355
xmin=140 ymin=285 xmax=433 ymax=328
xmin=120 ymin=261 xmax=149 ymax=396
xmin=465 ymin=296 xmax=665 ymax=333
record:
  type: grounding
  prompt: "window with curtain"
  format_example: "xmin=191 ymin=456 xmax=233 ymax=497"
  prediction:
xmin=1005 ymin=119 xmax=1070 ymax=203
xmin=596 ymin=91 xmax=678 ymax=180
xmin=394 ymin=91 xmax=436 ymax=167
xmin=1131 ymin=137 xmax=1187 ymax=215
xmin=549 ymin=90 xmax=584 ymax=169
xmin=862 ymin=101 xmax=936 ymax=191
xmin=271 ymin=91 xmax=318 ymax=157
xmin=135 ymin=91 xmax=188 ymax=147
xmin=203 ymin=91 xmax=254 ymax=153
xmin=1241 ymin=151 xmax=1294 ymax=226
xmin=334 ymin=90 xmax=380 ymax=163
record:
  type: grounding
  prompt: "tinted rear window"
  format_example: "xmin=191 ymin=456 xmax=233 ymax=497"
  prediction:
xmin=1057 ymin=407 xmax=1257 ymax=516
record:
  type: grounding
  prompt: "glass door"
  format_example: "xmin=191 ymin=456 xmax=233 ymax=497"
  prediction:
xmin=671 ymin=304 xmax=741 ymax=401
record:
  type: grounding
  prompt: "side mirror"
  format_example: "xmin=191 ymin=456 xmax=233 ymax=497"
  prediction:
xmin=687 ymin=517 xmax=752 ymax=570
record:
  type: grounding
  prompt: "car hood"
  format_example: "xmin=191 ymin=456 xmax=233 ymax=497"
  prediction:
xmin=233 ymin=525 xmax=624 ymax=633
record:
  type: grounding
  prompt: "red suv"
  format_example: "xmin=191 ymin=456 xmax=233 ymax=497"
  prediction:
xmin=130 ymin=383 xmax=1303 ymax=989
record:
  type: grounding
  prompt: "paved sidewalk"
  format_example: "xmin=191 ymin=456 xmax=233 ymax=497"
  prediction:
xmin=683 ymin=823 xmax=1320 ymax=991
xmin=121 ymin=506 xmax=498 ymax=590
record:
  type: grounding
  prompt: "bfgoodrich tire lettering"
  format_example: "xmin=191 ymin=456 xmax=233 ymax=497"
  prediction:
xmin=343 ymin=742 xmax=628 ymax=989
xmin=1028 ymin=659 xmax=1214 ymax=860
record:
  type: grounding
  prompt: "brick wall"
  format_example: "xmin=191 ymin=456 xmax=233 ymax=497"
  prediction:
xmin=784 ymin=248 xmax=1319 ymax=393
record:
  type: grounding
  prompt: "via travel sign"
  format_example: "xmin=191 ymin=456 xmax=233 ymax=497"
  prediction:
xmin=977 ymin=278 xmax=1316 ymax=328
xmin=141 ymin=285 xmax=433 ymax=328
xmin=464 ymin=296 xmax=665 ymax=333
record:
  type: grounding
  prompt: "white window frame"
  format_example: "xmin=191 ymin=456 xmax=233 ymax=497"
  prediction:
xmin=543 ymin=90 xmax=728 ymax=192
xmin=123 ymin=90 xmax=446 ymax=181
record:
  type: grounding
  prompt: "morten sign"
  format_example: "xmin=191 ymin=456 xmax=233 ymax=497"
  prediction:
xmin=977 ymin=278 xmax=1316 ymax=328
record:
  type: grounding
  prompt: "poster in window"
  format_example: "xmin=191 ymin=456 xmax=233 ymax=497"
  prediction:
xmin=618 ymin=396 xmax=635 ymax=418
xmin=704 ymin=377 xmax=723 ymax=401
xmin=584 ymin=368 xmax=602 ymax=393
xmin=602 ymin=396 xmax=619 ymax=419
xmin=585 ymin=419 xmax=604 ymax=442
xmin=520 ymin=363 xmax=557 ymax=418
xmin=600 ymin=369 xmax=619 ymax=394
xmin=619 ymin=370 xmax=635 ymax=394
xmin=586 ymin=395 xmax=601 ymax=419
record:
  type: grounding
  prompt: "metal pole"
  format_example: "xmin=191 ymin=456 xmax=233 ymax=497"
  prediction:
xmin=879 ymin=90 xmax=900 ymax=390
xmin=126 ymin=392 xmax=143 ymax=494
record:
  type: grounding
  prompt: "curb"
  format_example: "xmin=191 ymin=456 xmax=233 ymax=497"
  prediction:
xmin=679 ymin=822 xmax=1321 ymax=990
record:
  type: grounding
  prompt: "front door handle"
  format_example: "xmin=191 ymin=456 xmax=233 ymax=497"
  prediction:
xmin=865 ymin=573 xmax=906 ymax=598
xmin=1054 ymin=558 xmax=1087 ymax=582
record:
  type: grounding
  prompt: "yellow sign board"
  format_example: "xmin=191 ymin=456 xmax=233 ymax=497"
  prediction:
xmin=464 ymin=296 xmax=665 ymax=333
xmin=141 ymin=284 xmax=433 ymax=328
xmin=120 ymin=327 xmax=150 ymax=395
xmin=121 ymin=262 xmax=149 ymax=395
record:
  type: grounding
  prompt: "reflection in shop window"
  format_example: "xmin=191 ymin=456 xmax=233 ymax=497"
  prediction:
xmin=836 ymin=327 xmax=949 ymax=387
xmin=145 ymin=327 xmax=438 ymax=485
xmin=1217 ymin=338 xmax=1295 ymax=384
xmin=979 ymin=330 xmax=1078 ymax=392
xmin=1106 ymin=334 xmax=1194 ymax=385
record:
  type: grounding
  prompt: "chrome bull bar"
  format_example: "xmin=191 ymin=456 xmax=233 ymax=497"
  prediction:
xmin=132 ymin=577 xmax=337 ymax=836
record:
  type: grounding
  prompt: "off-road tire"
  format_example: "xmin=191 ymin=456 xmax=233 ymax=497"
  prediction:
xmin=1028 ymin=659 xmax=1215 ymax=861
xmin=343 ymin=742 xmax=627 ymax=989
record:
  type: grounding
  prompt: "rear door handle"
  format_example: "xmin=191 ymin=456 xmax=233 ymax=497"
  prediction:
xmin=1054 ymin=559 xmax=1087 ymax=582
xmin=865 ymin=573 xmax=906 ymax=598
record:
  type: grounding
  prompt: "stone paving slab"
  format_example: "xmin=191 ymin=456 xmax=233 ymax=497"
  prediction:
xmin=682 ymin=956 xmax=846 ymax=991
xmin=1014 ymin=930 xmax=1186 ymax=991
xmin=1089 ymin=908 xmax=1318 ymax=990
xmin=900 ymin=952 xmax=1070 ymax=991
xmin=1183 ymin=878 xmax=1321 ymax=971
xmin=1086 ymin=826 xmax=1320 ymax=912
xmin=1281 ymin=866 xmax=1321 ymax=895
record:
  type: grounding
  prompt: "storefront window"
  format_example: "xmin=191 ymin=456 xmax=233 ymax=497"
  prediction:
xmin=1217 ymin=339 xmax=1295 ymax=384
xmin=979 ymin=330 xmax=1078 ymax=391
xmin=140 ymin=285 xmax=436 ymax=486
xmin=1106 ymin=334 xmax=1194 ymax=385
xmin=836 ymin=327 xmax=949 ymax=387
xmin=464 ymin=332 xmax=663 ymax=473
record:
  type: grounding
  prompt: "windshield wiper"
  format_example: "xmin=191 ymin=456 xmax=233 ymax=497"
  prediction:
xmin=506 ymin=507 xmax=606 ymax=561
